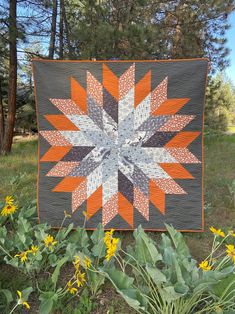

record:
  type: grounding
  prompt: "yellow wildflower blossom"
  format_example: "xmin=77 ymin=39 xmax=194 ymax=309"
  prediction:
xmin=15 ymin=251 xmax=28 ymax=263
xmin=1 ymin=203 xmax=17 ymax=216
xmin=67 ymin=281 xmax=78 ymax=294
xmin=73 ymin=256 xmax=80 ymax=270
xmin=105 ymin=238 xmax=119 ymax=261
xmin=27 ymin=245 xmax=39 ymax=255
xmin=226 ymin=244 xmax=235 ymax=263
xmin=84 ymin=256 xmax=91 ymax=269
xmin=104 ymin=229 xmax=115 ymax=245
xmin=17 ymin=290 xmax=30 ymax=310
xmin=210 ymin=227 xmax=225 ymax=237
xmin=5 ymin=195 xmax=14 ymax=205
xmin=76 ymin=271 xmax=86 ymax=287
xmin=199 ymin=260 xmax=212 ymax=271
xmin=228 ymin=230 xmax=235 ymax=237
xmin=44 ymin=235 xmax=57 ymax=249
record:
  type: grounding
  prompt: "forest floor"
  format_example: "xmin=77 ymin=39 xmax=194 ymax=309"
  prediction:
xmin=0 ymin=134 xmax=235 ymax=312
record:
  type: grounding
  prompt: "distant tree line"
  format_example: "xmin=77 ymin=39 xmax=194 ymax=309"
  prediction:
xmin=0 ymin=0 xmax=235 ymax=154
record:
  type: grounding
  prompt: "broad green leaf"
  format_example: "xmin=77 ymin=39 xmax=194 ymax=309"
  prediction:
xmin=91 ymin=223 xmax=105 ymax=244
xmin=133 ymin=226 xmax=162 ymax=265
xmin=51 ymin=256 xmax=69 ymax=288
xmin=104 ymin=268 xmax=146 ymax=311
xmin=48 ymin=254 xmax=58 ymax=267
xmin=165 ymin=224 xmax=190 ymax=257
xmin=145 ymin=265 xmax=166 ymax=284
xmin=39 ymin=292 xmax=58 ymax=314
xmin=161 ymin=286 xmax=184 ymax=301
xmin=0 ymin=226 xmax=7 ymax=244
xmin=210 ymin=274 xmax=235 ymax=301
xmin=104 ymin=268 xmax=134 ymax=290
xmin=22 ymin=287 xmax=33 ymax=300
xmin=0 ymin=289 xmax=13 ymax=304
xmin=56 ymin=223 xmax=74 ymax=241
xmin=20 ymin=205 xmax=36 ymax=218
xmin=69 ymin=227 xmax=89 ymax=249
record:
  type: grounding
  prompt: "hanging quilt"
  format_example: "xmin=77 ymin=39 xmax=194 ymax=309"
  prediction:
xmin=33 ymin=59 xmax=208 ymax=231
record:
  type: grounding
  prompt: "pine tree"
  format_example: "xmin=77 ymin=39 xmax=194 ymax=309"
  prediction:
xmin=205 ymin=74 xmax=235 ymax=132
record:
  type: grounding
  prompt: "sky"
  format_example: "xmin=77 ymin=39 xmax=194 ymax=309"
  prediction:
xmin=226 ymin=11 xmax=235 ymax=83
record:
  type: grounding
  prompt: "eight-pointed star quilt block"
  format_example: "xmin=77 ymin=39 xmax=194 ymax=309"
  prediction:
xmin=33 ymin=59 xmax=208 ymax=231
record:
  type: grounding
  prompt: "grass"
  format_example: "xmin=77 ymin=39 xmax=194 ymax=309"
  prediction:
xmin=0 ymin=139 xmax=37 ymax=206
xmin=228 ymin=125 xmax=235 ymax=134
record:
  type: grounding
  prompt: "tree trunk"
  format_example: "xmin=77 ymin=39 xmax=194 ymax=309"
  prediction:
xmin=59 ymin=0 xmax=64 ymax=59
xmin=1 ymin=0 xmax=17 ymax=154
xmin=0 ymin=79 xmax=4 ymax=149
xmin=48 ymin=0 xmax=57 ymax=59
xmin=61 ymin=0 xmax=73 ymax=59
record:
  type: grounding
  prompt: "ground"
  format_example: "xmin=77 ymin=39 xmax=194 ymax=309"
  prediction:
xmin=0 ymin=134 xmax=235 ymax=312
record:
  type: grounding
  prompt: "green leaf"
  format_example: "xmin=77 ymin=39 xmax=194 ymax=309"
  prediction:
xmin=69 ymin=227 xmax=89 ymax=249
xmin=0 ymin=226 xmax=7 ymax=244
xmin=165 ymin=224 xmax=190 ymax=257
xmin=39 ymin=291 xmax=58 ymax=314
xmin=161 ymin=286 xmax=184 ymax=301
xmin=51 ymin=256 xmax=69 ymax=289
xmin=22 ymin=287 xmax=33 ymax=300
xmin=56 ymin=223 xmax=74 ymax=241
xmin=145 ymin=265 xmax=166 ymax=284
xmin=210 ymin=274 xmax=235 ymax=301
xmin=103 ymin=268 xmax=146 ymax=311
xmin=0 ymin=289 xmax=13 ymax=304
xmin=104 ymin=268 xmax=134 ymax=290
xmin=91 ymin=223 xmax=105 ymax=244
xmin=133 ymin=226 xmax=162 ymax=265
xmin=19 ymin=205 xmax=36 ymax=219
xmin=87 ymin=270 xmax=105 ymax=295
xmin=48 ymin=254 xmax=58 ymax=267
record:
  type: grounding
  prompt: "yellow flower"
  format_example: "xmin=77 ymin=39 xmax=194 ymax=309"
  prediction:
xmin=27 ymin=245 xmax=39 ymax=255
xmin=44 ymin=235 xmax=57 ymax=249
xmin=84 ymin=256 xmax=91 ymax=269
xmin=64 ymin=210 xmax=71 ymax=218
xmin=104 ymin=229 xmax=115 ymax=245
xmin=17 ymin=290 xmax=30 ymax=310
xmin=73 ymin=256 xmax=80 ymax=270
xmin=210 ymin=226 xmax=225 ymax=237
xmin=67 ymin=281 xmax=78 ymax=294
xmin=15 ymin=251 xmax=28 ymax=263
xmin=1 ymin=204 xmax=17 ymax=216
xmin=226 ymin=244 xmax=235 ymax=255
xmin=199 ymin=260 xmax=212 ymax=271
xmin=76 ymin=271 xmax=86 ymax=287
xmin=228 ymin=230 xmax=235 ymax=237
xmin=105 ymin=238 xmax=119 ymax=261
xmin=5 ymin=195 xmax=14 ymax=205
xmin=226 ymin=244 xmax=235 ymax=263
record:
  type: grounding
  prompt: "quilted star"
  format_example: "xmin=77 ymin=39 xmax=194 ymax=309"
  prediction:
xmin=40 ymin=63 xmax=200 ymax=228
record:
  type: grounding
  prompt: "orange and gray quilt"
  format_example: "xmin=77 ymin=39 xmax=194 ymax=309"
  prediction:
xmin=33 ymin=59 xmax=208 ymax=231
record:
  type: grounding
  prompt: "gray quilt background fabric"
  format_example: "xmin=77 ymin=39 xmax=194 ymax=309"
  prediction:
xmin=33 ymin=59 xmax=208 ymax=231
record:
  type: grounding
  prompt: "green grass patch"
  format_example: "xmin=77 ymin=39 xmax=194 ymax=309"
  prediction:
xmin=0 ymin=139 xmax=37 ymax=206
xmin=228 ymin=125 xmax=235 ymax=133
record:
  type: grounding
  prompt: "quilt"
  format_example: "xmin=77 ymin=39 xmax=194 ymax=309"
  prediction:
xmin=33 ymin=59 xmax=208 ymax=231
